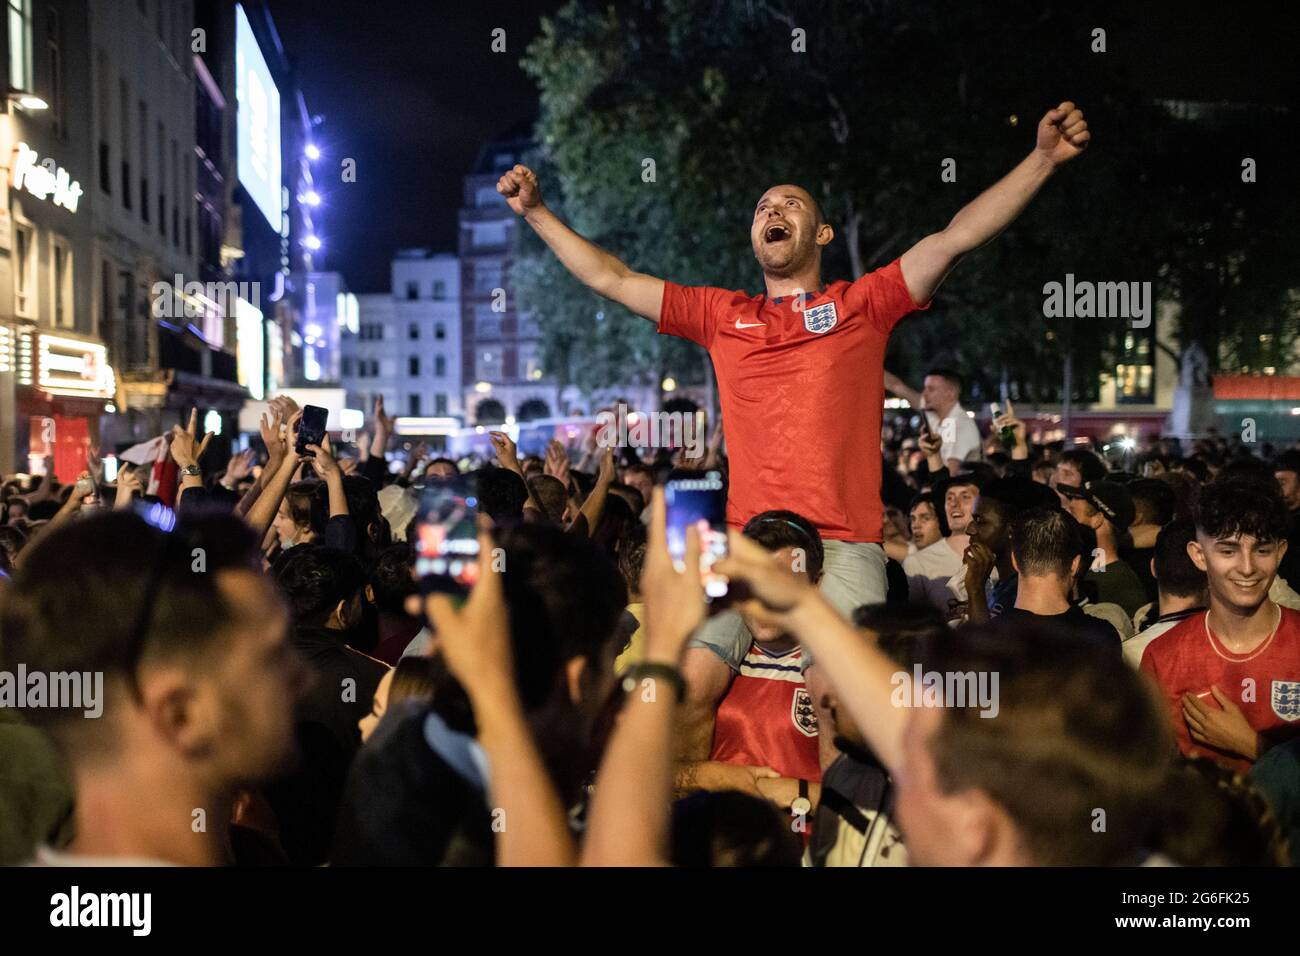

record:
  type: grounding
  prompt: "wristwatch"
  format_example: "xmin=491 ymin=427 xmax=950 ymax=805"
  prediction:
xmin=791 ymin=779 xmax=812 ymax=817
xmin=180 ymin=464 xmax=202 ymax=478
xmin=620 ymin=662 xmax=685 ymax=703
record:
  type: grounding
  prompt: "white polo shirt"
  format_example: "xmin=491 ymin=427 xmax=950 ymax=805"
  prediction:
xmin=926 ymin=402 xmax=982 ymax=465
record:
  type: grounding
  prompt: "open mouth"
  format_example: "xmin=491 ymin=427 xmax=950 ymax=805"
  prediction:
xmin=764 ymin=222 xmax=792 ymax=243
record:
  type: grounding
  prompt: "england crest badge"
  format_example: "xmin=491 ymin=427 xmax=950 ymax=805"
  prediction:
xmin=791 ymin=687 xmax=819 ymax=737
xmin=1272 ymin=680 xmax=1300 ymax=722
xmin=803 ymin=301 xmax=838 ymax=334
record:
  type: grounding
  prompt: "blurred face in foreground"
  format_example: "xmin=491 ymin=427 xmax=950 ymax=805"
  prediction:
xmin=189 ymin=570 xmax=302 ymax=785
xmin=740 ymin=546 xmax=814 ymax=645
xmin=893 ymin=707 xmax=985 ymax=866
xmin=1189 ymin=531 xmax=1286 ymax=617
xmin=359 ymin=668 xmax=394 ymax=743
xmin=750 ymin=185 xmax=831 ymax=279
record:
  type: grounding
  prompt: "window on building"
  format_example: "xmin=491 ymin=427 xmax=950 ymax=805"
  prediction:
xmin=157 ymin=122 xmax=167 ymax=237
xmin=475 ymin=349 xmax=502 ymax=381
xmin=120 ymin=79 xmax=131 ymax=209
xmin=408 ymin=322 xmax=419 ymax=340
xmin=475 ymin=306 xmax=502 ymax=339
xmin=435 ymin=393 xmax=448 ymax=415
xmin=406 ymin=281 xmax=419 ymax=301
xmin=51 ymin=236 xmax=73 ymax=328
xmin=342 ymin=357 xmax=353 ymax=376
xmin=474 ymin=262 xmax=504 ymax=294
xmin=14 ymin=223 xmax=35 ymax=319
xmin=435 ymin=322 xmax=446 ymax=340
xmin=139 ymin=102 xmax=149 ymax=223
xmin=408 ymin=394 xmax=421 ymax=416
xmin=46 ymin=6 xmax=64 ymax=137
xmin=432 ymin=280 xmax=446 ymax=300
xmin=434 ymin=355 xmax=446 ymax=377
xmin=409 ymin=355 xmax=420 ymax=376
xmin=96 ymin=51 xmax=110 ymax=193
xmin=8 ymin=0 xmax=32 ymax=93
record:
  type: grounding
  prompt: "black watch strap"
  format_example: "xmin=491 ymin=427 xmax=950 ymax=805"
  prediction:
xmin=621 ymin=662 xmax=685 ymax=703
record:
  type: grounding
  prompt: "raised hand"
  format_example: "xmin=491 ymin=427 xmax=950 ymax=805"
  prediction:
xmin=1036 ymin=101 xmax=1090 ymax=167
xmin=305 ymin=433 xmax=340 ymax=480
xmin=715 ymin=531 xmax=817 ymax=626
xmin=421 ymin=520 xmax=513 ymax=699
xmin=639 ymin=488 xmax=706 ymax=661
xmin=170 ymin=407 xmax=213 ymax=470
xmin=496 ymin=164 xmax=543 ymax=217
xmin=963 ymin=540 xmax=997 ymax=592
xmin=114 ymin=465 xmax=144 ymax=510
xmin=488 ymin=431 xmax=522 ymax=472
xmin=544 ymin=439 xmax=570 ymax=485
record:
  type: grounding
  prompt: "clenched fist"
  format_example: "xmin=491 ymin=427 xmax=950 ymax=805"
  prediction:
xmin=496 ymin=164 xmax=543 ymax=216
xmin=1035 ymin=101 xmax=1090 ymax=167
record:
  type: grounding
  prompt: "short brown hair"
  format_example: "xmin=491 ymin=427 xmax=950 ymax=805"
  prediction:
xmin=926 ymin=620 xmax=1173 ymax=865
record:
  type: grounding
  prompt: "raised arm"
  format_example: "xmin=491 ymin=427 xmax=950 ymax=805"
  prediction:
xmin=899 ymin=102 xmax=1090 ymax=305
xmin=883 ymin=370 xmax=923 ymax=410
xmin=498 ymin=165 xmax=665 ymax=322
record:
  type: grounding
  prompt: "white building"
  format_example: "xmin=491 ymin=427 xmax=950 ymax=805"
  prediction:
xmin=341 ymin=249 xmax=462 ymax=435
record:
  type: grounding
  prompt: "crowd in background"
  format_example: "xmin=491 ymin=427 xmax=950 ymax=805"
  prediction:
xmin=2 ymin=379 xmax=1299 ymax=868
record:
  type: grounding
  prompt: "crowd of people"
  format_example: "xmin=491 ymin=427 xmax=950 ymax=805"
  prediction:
xmin=0 ymin=387 xmax=1297 ymax=868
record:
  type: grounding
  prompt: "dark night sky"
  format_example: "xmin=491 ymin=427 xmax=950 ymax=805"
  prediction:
xmin=264 ymin=0 xmax=1297 ymax=294
xmin=265 ymin=0 xmax=564 ymax=292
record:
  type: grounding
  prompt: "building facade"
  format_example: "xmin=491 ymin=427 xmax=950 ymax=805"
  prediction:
xmin=458 ymin=127 xmax=555 ymax=425
xmin=341 ymin=249 xmax=462 ymax=441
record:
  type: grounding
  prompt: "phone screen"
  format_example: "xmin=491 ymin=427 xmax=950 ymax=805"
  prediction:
xmin=665 ymin=471 xmax=729 ymax=599
xmin=296 ymin=405 xmax=329 ymax=457
xmin=413 ymin=476 xmax=481 ymax=595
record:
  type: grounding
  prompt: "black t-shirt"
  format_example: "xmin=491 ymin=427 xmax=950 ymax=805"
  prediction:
xmin=996 ymin=604 xmax=1122 ymax=655
xmin=331 ymin=702 xmax=495 ymax=866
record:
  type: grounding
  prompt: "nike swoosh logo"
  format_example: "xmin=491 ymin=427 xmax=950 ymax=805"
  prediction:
xmin=734 ymin=320 xmax=765 ymax=330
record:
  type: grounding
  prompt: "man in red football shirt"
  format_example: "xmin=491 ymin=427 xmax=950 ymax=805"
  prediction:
xmin=1141 ymin=479 xmax=1300 ymax=773
xmin=499 ymin=103 xmax=1091 ymax=764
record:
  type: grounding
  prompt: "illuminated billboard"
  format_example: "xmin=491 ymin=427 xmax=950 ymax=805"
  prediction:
xmin=235 ymin=297 xmax=265 ymax=400
xmin=235 ymin=4 xmax=282 ymax=231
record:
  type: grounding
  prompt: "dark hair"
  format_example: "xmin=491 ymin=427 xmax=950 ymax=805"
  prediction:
xmin=0 ymin=511 xmax=263 ymax=747
xmin=926 ymin=619 xmax=1174 ymax=865
xmin=1177 ymin=457 xmax=1211 ymax=484
xmin=1194 ymin=479 xmax=1288 ymax=545
xmin=427 ymin=457 xmax=459 ymax=474
xmin=472 ymin=467 xmax=529 ymax=526
xmin=1059 ymin=448 xmax=1108 ymax=485
xmin=527 ymin=474 xmax=568 ymax=523
xmin=27 ymin=500 xmax=59 ymax=522
xmin=670 ymin=792 xmax=802 ymax=867
xmin=0 ymin=524 xmax=27 ymax=574
xmin=1010 ymin=506 xmax=1082 ymax=579
xmin=310 ymin=475 xmax=382 ymax=541
xmin=1127 ymin=478 xmax=1177 ymax=528
xmin=1218 ymin=456 xmax=1279 ymax=490
xmin=369 ymin=543 xmax=416 ymax=615
xmin=274 ymin=545 xmax=367 ymax=627
xmin=1274 ymin=450 xmax=1300 ymax=476
xmin=978 ymin=477 xmax=1061 ymax=524
xmin=617 ymin=537 xmax=646 ymax=599
xmin=1150 ymin=758 xmax=1289 ymax=866
xmin=388 ymin=655 xmax=438 ymax=711
xmin=440 ymin=524 xmax=627 ymax=716
xmin=908 ymin=493 xmax=936 ymax=517
xmin=608 ymin=482 xmax=646 ymax=516
xmin=1153 ymin=519 xmax=1206 ymax=599
xmin=925 ymin=367 xmax=964 ymax=394
xmin=743 ymin=509 xmax=824 ymax=580
xmin=851 ymin=602 xmax=946 ymax=669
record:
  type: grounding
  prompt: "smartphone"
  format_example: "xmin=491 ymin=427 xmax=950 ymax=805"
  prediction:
xmin=296 ymin=405 xmax=329 ymax=457
xmin=412 ymin=476 xmax=481 ymax=595
xmin=665 ymin=470 xmax=729 ymax=599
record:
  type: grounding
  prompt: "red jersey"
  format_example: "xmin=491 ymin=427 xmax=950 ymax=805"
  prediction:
xmin=659 ymin=260 xmax=927 ymax=542
xmin=711 ymin=642 xmax=821 ymax=783
xmin=1140 ymin=606 xmax=1300 ymax=773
